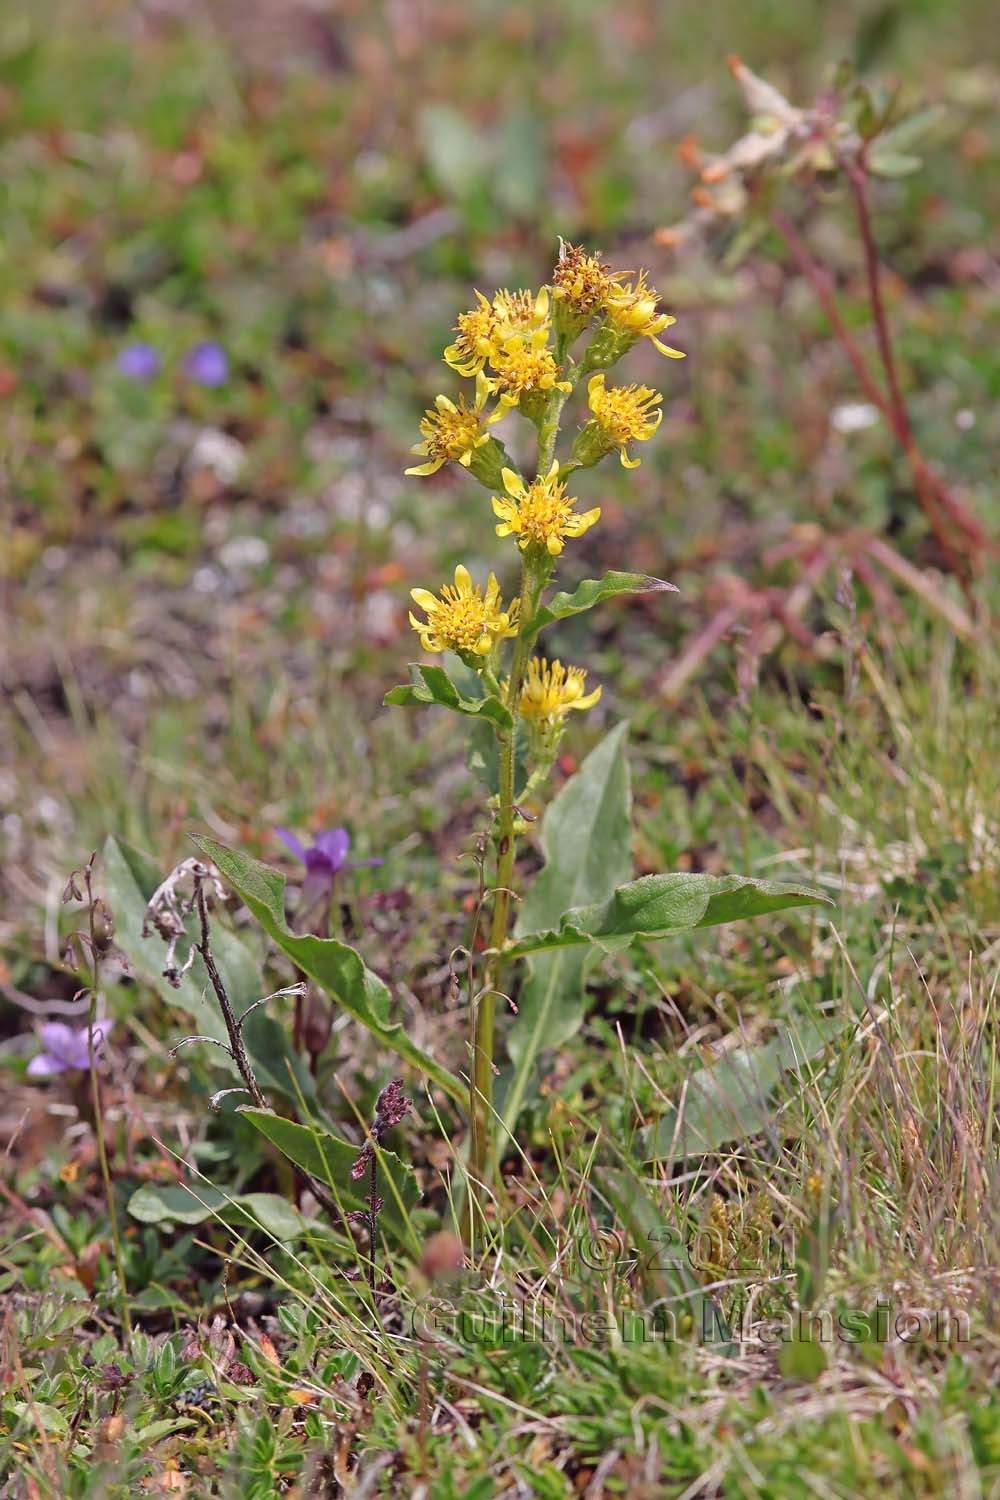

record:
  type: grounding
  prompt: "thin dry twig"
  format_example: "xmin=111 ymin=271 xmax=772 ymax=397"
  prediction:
xmin=144 ymin=858 xmax=352 ymax=1229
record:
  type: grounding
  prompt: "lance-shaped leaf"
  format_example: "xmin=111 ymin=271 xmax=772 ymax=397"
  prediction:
xmin=641 ymin=1013 xmax=851 ymax=1161
xmin=239 ymin=1109 xmax=420 ymax=1245
xmin=190 ymin=834 xmax=466 ymax=1108
xmin=384 ymin=663 xmax=512 ymax=730
xmin=867 ymin=150 xmax=922 ymax=178
xmin=127 ymin=1184 xmax=310 ymax=1241
xmin=104 ymin=836 xmax=315 ymax=1105
xmin=522 ymin=571 xmax=677 ymax=641
xmin=500 ymin=723 xmax=632 ymax=1144
xmin=502 ymin=872 xmax=834 ymax=962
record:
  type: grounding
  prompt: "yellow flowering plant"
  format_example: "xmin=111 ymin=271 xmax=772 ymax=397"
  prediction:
xmin=387 ymin=242 xmax=832 ymax=1231
xmin=145 ymin=245 xmax=832 ymax=1258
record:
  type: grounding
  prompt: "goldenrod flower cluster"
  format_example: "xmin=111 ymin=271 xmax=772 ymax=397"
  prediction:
xmin=405 ymin=243 xmax=685 ymax=760
xmin=604 ymin=271 xmax=685 ymax=359
xmin=577 ymin=374 xmax=663 ymax=469
xmin=492 ymin=463 xmax=601 ymax=557
xmin=551 ymin=242 xmax=618 ymax=317
xmin=442 ymin=288 xmax=549 ymax=377
xmin=409 ymin=566 xmax=518 ymax=663
xmin=517 ymin=658 xmax=602 ymax=724
xmin=405 ymin=371 xmax=492 ymax=477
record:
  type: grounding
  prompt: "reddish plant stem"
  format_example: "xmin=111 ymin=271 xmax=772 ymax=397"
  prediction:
xmin=770 ymin=205 xmax=989 ymax=593
xmin=842 ymin=161 xmax=996 ymax=560
xmin=290 ymin=890 xmax=330 ymax=1057
xmin=843 ymin=160 xmax=910 ymax=438
xmin=771 ymin=208 xmax=888 ymax=415
xmin=771 ymin=205 xmax=962 ymax=575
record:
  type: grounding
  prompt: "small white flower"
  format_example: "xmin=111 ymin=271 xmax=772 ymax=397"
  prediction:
xmin=831 ymin=402 xmax=879 ymax=435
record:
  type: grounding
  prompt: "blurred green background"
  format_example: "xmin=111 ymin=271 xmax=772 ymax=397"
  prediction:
xmin=3 ymin=0 xmax=998 ymax=543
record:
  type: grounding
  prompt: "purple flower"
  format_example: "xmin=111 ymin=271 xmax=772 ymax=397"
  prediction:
xmin=116 ymin=343 xmax=161 ymax=381
xmin=27 ymin=1019 xmax=113 ymax=1078
xmin=185 ymin=341 xmax=229 ymax=387
xmin=276 ymin=826 xmax=382 ymax=907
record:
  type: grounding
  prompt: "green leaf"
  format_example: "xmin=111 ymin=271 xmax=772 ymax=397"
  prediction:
xmin=7 ymin=1402 xmax=68 ymax=1436
xmin=384 ymin=663 xmax=512 ymax=730
xmin=778 ymin=1336 xmax=829 ymax=1380
xmin=103 ymin=836 xmax=315 ymax=1104
xmin=867 ymin=150 xmax=922 ymax=178
xmin=522 ymin=572 xmax=677 ymax=641
xmin=133 ymin=1418 xmax=196 ymax=1444
xmin=494 ymin=110 xmax=544 ymax=218
xmin=446 ymin=653 xmax=529 ymax=796
xmin=189 ymin=834 xmax=466 ymax=1107
xmin=722 ymin=205 xmax=774 ymax=271
xmin=871 ymin=104 xmax=941 ymax=153
xmin=239 ymin=1109 xmax=420 ymax=1245
xmin=127 ymin=1183 xmax=309 ymax=1240
xmin=237 ymin=1014 xmax=318 ymax=1106
xmin=504 ymin=872 xmax=834 ymax=961
xmin=418 ymin=103 xmax=488 ymax=199
xmin=500 ymin=724 xmax=632 ymax=1142
xmin=848 ymin=81 xmax=878 ymax=140
xmin=641 ymin=1014 xmax=850 ymax=1160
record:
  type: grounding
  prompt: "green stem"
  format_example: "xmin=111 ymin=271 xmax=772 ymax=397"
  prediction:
xmin=537 ymin=383 xmax=573 ymax=477
xmin=468 ymin=559 xmax=538 ymax=1229
xmin=466 ymin=376 xmax=570 ymax=1240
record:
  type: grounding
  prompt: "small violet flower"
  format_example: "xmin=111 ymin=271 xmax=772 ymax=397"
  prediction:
xmin=276 ymin=827 xmax=382 ymax=908
xmin=27 ymin=1019 xmax=113 ymax=1078
xmin=185 ymin=341 xmax=229 ymax=387
xmin=116 ymin=343 xmax=161 ymax=381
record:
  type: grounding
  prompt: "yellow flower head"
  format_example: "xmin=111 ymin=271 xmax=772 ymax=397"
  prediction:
xmin=517 ymin=657 xmax=602 ymax=724
xmin=492 ymin=462 xmax=600 ymax=557
xmin=405 ymin=371 xmax=493 ymax=476
xmin=551 ymin=243 xmax=618 ymax=315
xmin=584 ymin=372 xmax=663 ymax=468
xmin=488 ymin=344 xmax=572 ymax=414
xmin=492 ymin=287 xmax=550 ymax=348
xmin=409 ymin=565 xmax=519 ymax=659
xmin=443 ymin=292 xmax=500 ymax=376
xmin=603 ymin=271 xmax=685 ymax=359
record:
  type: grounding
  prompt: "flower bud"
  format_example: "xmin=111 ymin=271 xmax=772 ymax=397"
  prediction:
xmin=466 ymin=435 xmax=511 ymax=492
xmin=512 ymin=385 xmax=552 ymax=428
xmin=578 ymin=320 xmax=632 ymax=374
xmin=571 ymin=419 xmax=614 ymax=470
xmin=550 ymin=242 xmax=617 ymax=346
xmin=92 ymin=899 xmax=115 ymax=955
xmin=551 ymin=293 xmax=592 ymax=349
